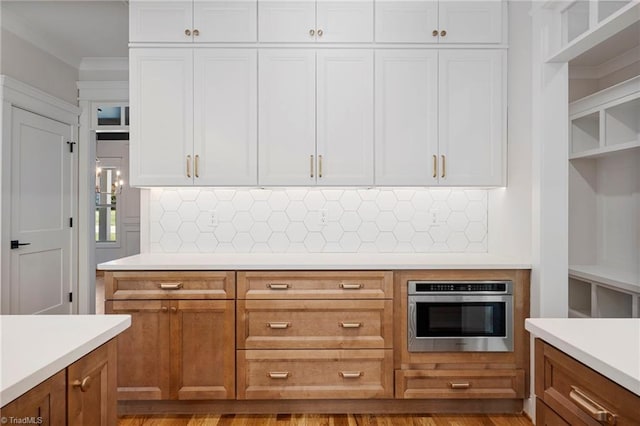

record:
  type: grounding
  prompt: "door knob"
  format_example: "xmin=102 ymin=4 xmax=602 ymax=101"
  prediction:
xmin=10 ymin=240 xmax=31 ymax=249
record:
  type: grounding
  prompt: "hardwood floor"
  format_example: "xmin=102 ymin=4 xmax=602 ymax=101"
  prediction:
xmin=119 ymin=413 xmax=533 ymax=426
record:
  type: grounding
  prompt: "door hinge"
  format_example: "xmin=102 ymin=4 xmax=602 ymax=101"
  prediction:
xmin=69 ymin=292 xmax=73 ymax=302
xmin=69 ymin=217 xmax=73 ymax=227
xmin=67 ymin=141 xmax=76 ymax=153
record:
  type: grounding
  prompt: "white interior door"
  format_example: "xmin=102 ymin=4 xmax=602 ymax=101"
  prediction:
xmin=10 ymin=107 xmax=73 ymax=314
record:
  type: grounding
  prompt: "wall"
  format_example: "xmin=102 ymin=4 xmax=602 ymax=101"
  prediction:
xmin=0 ymin=29 xmax=78 ymax=105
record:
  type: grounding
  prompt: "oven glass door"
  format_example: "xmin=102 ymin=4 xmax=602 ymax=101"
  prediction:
xmin=416 ymin=301 xmax=506 ymax=338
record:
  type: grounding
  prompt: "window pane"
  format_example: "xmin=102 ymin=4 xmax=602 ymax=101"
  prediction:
xmin=97 ymin=106 xmax=122 ymax=126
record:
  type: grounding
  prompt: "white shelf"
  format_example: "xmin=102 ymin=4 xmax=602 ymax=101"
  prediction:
xmin=568 ymin=308 xmax=591 ymax=318
xmin=569 ymin=264 xmax=640 ymax=294
xmin=569 ymin=140 xmax=640 ymax=159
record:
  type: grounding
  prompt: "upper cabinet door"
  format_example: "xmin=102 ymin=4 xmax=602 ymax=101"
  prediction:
xmin=193 ymin=1 xmax=257 ymax=42
xmin=316 ymin=50 xmax=374 ymax=186
xmin=130 ymin=1 xmax=193 ymax=42
xmin=375 ymin=1 xmax=438 ymax=43
xmin=438 ymin=1 xmax=503 ymax=44
xmin=258 ymin=50 xmax=316 ymax=185
xmin=375 ymin=50 xmax=438 ymax=185
xmin=258 ymin=1 xmax=316 ymax=42
xmin=316 ymin=1 xmax=373 ymax=42
xmin=194 ymin=49 xmax=258 ymax=185
xmin=438 ymin=49 xmax=505 ymax=186
xmin=130 ymin=48 xmax=194 ymax=186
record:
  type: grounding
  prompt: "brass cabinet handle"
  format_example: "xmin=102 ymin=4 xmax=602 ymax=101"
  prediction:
xmin=310 ymin=155 xmax=314 ymax=178
xmin=340 ymin=283 xmax=362 ymax=290
xmin=440 ymin=30 xmax=447 ymax=37
xmin=318 ymin=155 xmax=323 ymax=178
xmin=432 ymin=154 xmax=437 ymax=178
xmin=170 ymin=306 xmax=178 ymax=313
xmin=161 ymin=306 xmax=168 ymax=313
xmin=441 ymin=155 xmax=446 ymax=178
xmin=193 ymin=29 xmax=200 ymax=37
xmin=432 ymin=30 xmax=438 ymax=37
xmin=339 ymin=371 xmax=362 ymax=379
xmin=268 ymin=372 xmax=290 ymax=379
xmin=317 ymin=29 xmax=323 ymax=37
xmin=569 ymin=386 xmax=618 ymax=424
xmin=340 ymin=322 xmax=362 ymax=328
xmin=160 ymin=282 xmax=183 ymax=290
xmin=195 ymin=154 xmax=200 ymax=178
xmin=267 ymin=322 xmax=291 ymax=329
xmin=267 ymin=283 xmax=290 ymax=290
xmin=185 ymin=29 xmax=191 ymax=36
xmin=186 ymin=155 xmax=192 ymax=178
xmin=449 ymin=382 xmax=470 ymax=389
xmin=72 ymin=376 xmax=92 ymax=392
xmin=309 ymin=29 xmax=315 ymax=36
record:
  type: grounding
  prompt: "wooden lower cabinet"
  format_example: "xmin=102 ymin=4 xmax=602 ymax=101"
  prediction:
xmin=106 ymin=299 xmax=235 ymax=400
xmin=535 ymin=339 xmax=640 ymax=425
xmin=237 ymin=349 xmax=393 ymax=399
xmin=0 ymin=371 xmax=66 ymax=426
xmin=536 ymin=398 xmax=570 ymax=426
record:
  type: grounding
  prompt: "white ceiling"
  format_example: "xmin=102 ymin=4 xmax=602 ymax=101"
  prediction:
xmin=1 ymin=0 xmax=128 ymax=68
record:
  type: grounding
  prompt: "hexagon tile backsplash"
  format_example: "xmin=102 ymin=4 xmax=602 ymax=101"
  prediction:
xmin=147 ymin=188 xmax=488 ymax=253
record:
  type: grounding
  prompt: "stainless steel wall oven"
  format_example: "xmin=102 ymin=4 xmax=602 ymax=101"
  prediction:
xmin=408 ymin=280 xmax=513 ymax=352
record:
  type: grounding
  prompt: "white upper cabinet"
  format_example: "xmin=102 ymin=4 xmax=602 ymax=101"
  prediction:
xmin=130 ymin=0 xmax=257 ymax=42
xmin=375 ymin=0 xmax=503 ymax=43
xmin=375 ymin=49 xmax=505 ymax=186
xmin=258 ymin=0 xmax=373 ymax=42
xmin=130 ymin=48 xmax=257 ymax=186
xmin=259 ymin=49 xmax=374 ymax=186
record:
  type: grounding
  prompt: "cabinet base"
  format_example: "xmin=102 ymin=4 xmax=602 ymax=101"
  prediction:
xmin=119 ymin=398 xmax=524 ymax=415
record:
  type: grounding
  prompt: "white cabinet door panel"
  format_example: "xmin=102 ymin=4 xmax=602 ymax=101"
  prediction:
xmin=129 ymin=1 xmax=193 ymax=42
xmin=259 ymin=50 xmax=316 ymax=185
xmin=438 ymin=1 xmax=503 ymax=44
xmin=375 ymin=1 xmax=438 ymax=43
xmin=258 ymin=1 xmax=316 ymax=42
xmin=317 ymin=50 xmax=373 ymax=185
xmin=438 ymin=49 xmax=504 ymax=186
xmin=130 ymin=49 xmax=194 ymax=186
xmin=316 ymin=1 xmax=373 ymax=42
xmin=375 ymin=50 xmax=438 ymax=185
xmin=194 ymin=1 xmax=258 ymax=41
xmin=194 ymin=49 xmax=258 ymax=185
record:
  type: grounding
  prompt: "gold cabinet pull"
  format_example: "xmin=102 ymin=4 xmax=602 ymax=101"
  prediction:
xmin=339 ymin=283 xmax=362 ymax=290
xmin=193 ymin=29 xmax=200 ymax=37
xmin=569 ymin=386 xmax=617 ymax=424
xmin=267 ymin=322 xmax=290 ymax=329
xmin=186 ymin=155 xmax=192 ymax=178
xmin=318 ymin=155 xmax=323 ymax=178
xmin=161 ymin=306 xmax=168 ymax=313
xmin=268 ymin=372 xmax=290 ymax=379
xmin=185 ymin=29 xmax=192 ymax=36
xmin=267 ymin=283 xmax=290 ymax=290
xmin=441 ymin=154 xmax=446 ymax=178
xmin=432 ymin=30 xmax=438 ymax=37
xmin=317 ymin=29 xmax=324 ymax=37
xmin=310 ymin=155 xmax=314 ymax=178
xmin=170 ymin=306 xmax=178 ymax=313
xmin=72 ymin=376 xmax=92 ymax=392
xmin=440 ymin=30 xmax=447 ymax=37
xmin=160 ymin=282 xmax=183 ymax=290
xmin=449 ymin=382 xmax=470 ymax=389
xmin=195 ymin=154 xmax=200 ymax=178
xmin=339 ymin=371 xmax=362 ymax=379
xmin=309 ymin=29 xmax=315 ymax=36
xmin=432 ymin=154 xmax=437 ymax=178
xmin=340 ymin=322 xmax=362 ymax=328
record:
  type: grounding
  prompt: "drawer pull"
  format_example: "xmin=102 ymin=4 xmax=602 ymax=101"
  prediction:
xmin=160 ymin=282 xmax=183 ymax=290
xmin=340 ymin=283 xmax=362 ymax=290
xmin=339 ymin=371 xmax=362 ymax=379
xmin=267 ymin=283 xmax=290 ymax=290
xmin=267 ymin=322 xmax=290 ymax=329
xmin=570 ymin=386 xmax=618 ymax=424
xmin=449 ymin=382 xmax=470 ymax=390
xmin=72 ymin=376 xmax=92 ymax=392
xmin=268 ymin=372 xmax=290 ymax=379
xmin=340 ymin=322 xmax=362 ymax=329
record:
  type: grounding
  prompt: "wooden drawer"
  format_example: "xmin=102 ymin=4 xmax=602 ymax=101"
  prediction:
xmin=536 ymin=398 xmax=570 ymax=426
xmin=395 ymin=369 xmax=525 ymax=399
xmin=237 ymin=299 xmax=392 ymax=349
xmin=536 ymin=339 xmax=640 ymax=426
xmin=237 ymin=271 xmax=392 ymax=299
xmin=237 ymin=349 xmax=393 ymax=399
xmin=105 ymin=271 xmax=235 ymax=300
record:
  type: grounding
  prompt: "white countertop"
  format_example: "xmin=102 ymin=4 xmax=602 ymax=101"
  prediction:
xmin=98 ymin=253 xmax=530 ymax=270
xmin=525 ymin=318 xmax=640 ymax=396
xmin=0 ymin=315 xmax=131 ymax=406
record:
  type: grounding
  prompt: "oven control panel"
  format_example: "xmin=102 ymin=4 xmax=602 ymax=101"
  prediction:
xmin=408 ymin=281 xmax=512 ymax=295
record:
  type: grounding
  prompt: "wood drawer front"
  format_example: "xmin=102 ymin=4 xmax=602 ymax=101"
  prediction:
xmin=237 ymin=299 xmax=392 ymax=349
xmin=237 ymin=271 xmax=392 ymax=299
xmin=237 ymin=349 xmax=393 ymax=399
xmin=536 ymin=339 xmax=640 ymax=426
xmin=105 ymin=271 xmax=235 ymax=300
xmin=395 ymin=369 xmax=525 ymax=399
xmin=536 ymin=398 xmax=571 ymax=426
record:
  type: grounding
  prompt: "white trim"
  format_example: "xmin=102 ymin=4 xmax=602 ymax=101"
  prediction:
xmin=77 ymin=81 xmax=129 ymax=102
xmin=79 ymin=57 xmax=129 ymax=72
